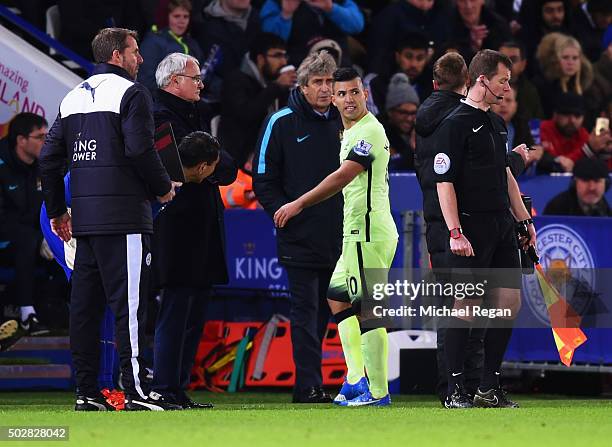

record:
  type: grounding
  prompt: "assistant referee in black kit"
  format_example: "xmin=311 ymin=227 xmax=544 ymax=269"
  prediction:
xmin=432 ymin=50 xmax=536 ymax=409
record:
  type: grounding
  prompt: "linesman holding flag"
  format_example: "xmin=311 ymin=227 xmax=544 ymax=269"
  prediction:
xmin=432 ymin=50 xmax=536 ymax=409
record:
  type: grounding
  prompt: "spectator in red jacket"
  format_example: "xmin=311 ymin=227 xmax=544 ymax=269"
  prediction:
xmin=541 ymin=92 xmax=589 ymax=172
xmin=541 ymin=92 xmax=611 ymax=172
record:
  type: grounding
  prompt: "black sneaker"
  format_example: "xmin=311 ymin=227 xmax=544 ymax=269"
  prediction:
xmin=179 ymin=397 xmax=214 ymax=410
xmin=315 ymin=386 xmax=333 ymax=403
xmin=292 ymin=386 xmax=333 ymax=404
xmin=474 ymin=387 xmax=519 ymax=408
xmin=124 ymin=392 xmax=183 ymax=411
xmin=0 ymin=320 xmax=23 ymax=352
xmin=20 ymin=315 xmax=50 ymax=336
xmin=75 ymin=395 xmax=115 ymax=411
xmin=444 ymin=384 xmax=474 ymax=409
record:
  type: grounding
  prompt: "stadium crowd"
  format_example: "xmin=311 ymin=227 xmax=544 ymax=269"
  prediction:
xmin=6 ymin=0 xmax=612 ymax=180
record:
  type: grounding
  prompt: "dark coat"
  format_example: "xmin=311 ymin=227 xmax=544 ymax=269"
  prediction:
xmin=380 ymin=116 xmax=415 ymax=172
xmin=219 ymin=61 xmax=289 ymax=168
xmin=194 ymin=5 xmax=261 ymax=80
xmin=138 ymin=28 xmax=203 ymax=92
xmin=415 ymin=90 xmax=525 ymax=225
xmin=415 ymin=90 xmax=466 ymax=225
xmin=0 ymin=140 xmax=43 ymax=236
xmin=367 ymin=0 xmax=450 ymax=75
xmin=544 ymin=188 xmax=612 ymax=216
xmin=153 ymin=89 xmax=214 ymax=141
xmin=514 ymin=75 xmax=544 ymax=120
xmin=571 ymin=4 xmax=607 ymax=63
xmin=449 ymin=5 xmax=512 ymax=62
xmin=40 ymin=64 xmax=171 ymax=236
xmin=253 ymin=89 xmax=343 ymax=269
xmin=152 ymin=89 xmax=237 ymax=288
xmin=517 ymin=0 xmax=573 ymax=70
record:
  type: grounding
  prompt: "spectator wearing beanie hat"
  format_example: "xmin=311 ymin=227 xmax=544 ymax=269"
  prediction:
xmin=544 ymin=157 xmax=612 ymax=216
xmin=540 ymin=92 xmax=590 ymax=172
xmin=381 ymin=73 xmax=420 ymax=171
xmin=308 ymin=38 xmax=343 ymax=66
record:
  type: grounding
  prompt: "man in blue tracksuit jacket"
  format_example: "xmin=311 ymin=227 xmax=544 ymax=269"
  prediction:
xmin=253 ymin=51 xmax=343 ymax=403
xmin=39 ymin=28 xmax=179 ymax=411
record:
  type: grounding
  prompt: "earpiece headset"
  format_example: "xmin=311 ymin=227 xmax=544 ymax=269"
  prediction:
xmin=480 ymin=77 xmax=503 ymax=101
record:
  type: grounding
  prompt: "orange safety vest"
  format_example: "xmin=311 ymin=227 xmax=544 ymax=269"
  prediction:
xmin=220 ymin=169 xmax=258 ymax=209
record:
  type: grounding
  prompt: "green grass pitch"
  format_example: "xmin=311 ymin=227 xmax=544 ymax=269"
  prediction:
xmin=1 ymin=392 xmax=612 ymax=447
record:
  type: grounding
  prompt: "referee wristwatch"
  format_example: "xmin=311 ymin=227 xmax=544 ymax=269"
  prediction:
xmin=449 ymin=227 xmax=463 ymax=239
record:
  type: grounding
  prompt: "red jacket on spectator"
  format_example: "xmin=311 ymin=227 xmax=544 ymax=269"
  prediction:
xmin=540 ymin=119 xmax=589 ymax=162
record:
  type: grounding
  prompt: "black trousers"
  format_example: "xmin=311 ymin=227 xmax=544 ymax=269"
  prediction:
xmin=0 ymin=226 xmax=40 ymax=307
xmin=70 ymin=234 xmax=151 ymax=399
xmin=285 ymin=267 xmax=332 ymax=393
xmin=152 ymin=287 xmax=208 ymax=398
xmin=435 ymin=326 xmax=485 ymax=401
xmin=429 ymin=211 xmax=520 ymax=399
xmin=429 ymin=228 xmax=484 ymax=401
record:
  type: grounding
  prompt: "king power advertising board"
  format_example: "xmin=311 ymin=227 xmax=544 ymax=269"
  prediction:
xmin=0 ymin=24 xmax=82 ymax=138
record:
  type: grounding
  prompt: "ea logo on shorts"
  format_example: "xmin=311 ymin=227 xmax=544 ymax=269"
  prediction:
xmin=146 ymin=253 xmax=152 ymax=267
xmin=522 ymin=224 xmax=595 ymax=325
xmin=433 ymin=153 xmax=450 ymax=174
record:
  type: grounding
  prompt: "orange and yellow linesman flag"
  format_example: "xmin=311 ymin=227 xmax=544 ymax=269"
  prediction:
xmin=534 ymin=264 xmax=588 ymax=366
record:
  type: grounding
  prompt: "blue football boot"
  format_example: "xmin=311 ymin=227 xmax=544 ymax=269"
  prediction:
xmin=340 ymin=390 xmax=391 ymax=407
xmin=333 ymin=376 xmax=369 ymax=405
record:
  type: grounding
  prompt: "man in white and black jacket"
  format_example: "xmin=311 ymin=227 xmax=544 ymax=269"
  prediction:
xmin=39 ymin=28 xmax=179 ymax=412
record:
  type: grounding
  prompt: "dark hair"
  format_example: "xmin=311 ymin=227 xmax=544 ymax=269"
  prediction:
xmin=91 ymin=28 xmax=139 ymax=64
xmin=249 ymin=32 xmax=287 ymax=63
xmin=333 ymin=67 xmax=360 ymax=84
xmin=8 ymin=112 xmax=48 ymax=149
xmin=395 ymin=31 xmax=430 ymax=52
xmin=468 ymin=49 xmax=512 ymax=87
xmin=169 ymin=0 xmax=191 ymax=12
xmin=178 ymin=131 xmax=220 ymax=167
xmin=499 ymin=40 xmax=526 ymax=60
xmin=433 ymin=52 xmax=468 ymax=92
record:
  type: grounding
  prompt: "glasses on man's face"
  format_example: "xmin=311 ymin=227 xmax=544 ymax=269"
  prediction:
xmin=28 ymin=133 xmax=47 ymax=141
xmin=266 ymin=52 xmax=288 ymax=60
xmin=177 ymin=74 xmax=204 ymax=85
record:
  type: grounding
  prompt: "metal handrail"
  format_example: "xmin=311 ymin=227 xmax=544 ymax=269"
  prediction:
xmin=0 ymin=4 xmax=94 ymax=74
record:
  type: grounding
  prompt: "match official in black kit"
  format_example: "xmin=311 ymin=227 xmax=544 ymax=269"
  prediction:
xmin=414 ymin=52 xmax=483 ymax=403
xmin=416 ymin=52 xmax=531 ymax=404
xmin=431 ymin=50 xmax=536 ymax=409
xmin=40 ymin=28 xmax=180 ymax=411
